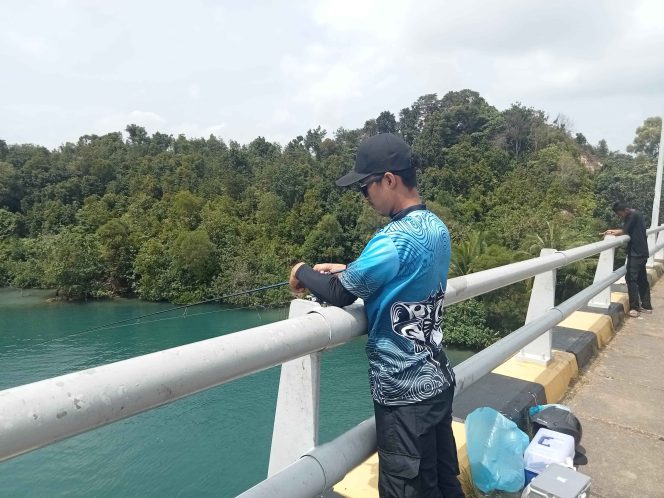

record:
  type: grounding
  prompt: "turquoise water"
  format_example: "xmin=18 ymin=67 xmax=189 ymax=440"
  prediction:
xmin=0 ymin=289 xmax=473 ymax=497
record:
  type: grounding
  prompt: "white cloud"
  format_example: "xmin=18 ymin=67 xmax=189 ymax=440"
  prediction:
xmin=3 ymin=31 xmax=52 ymax=57
xmin=633 ymin=0 xmax=664 ymax=32
xmin=0 ymin=0 xmax=662 ymax=152
xmin=173 ymin=122 xmax=227 ymax=139
xmin=93 ymin=110 xmax=227 ymax=140
xmin=269 ymin=109 xmax=297 ymax=126
xmin=188 ymin=84 xmax=201 ymax=100
xmin=94 ymin=110 xmax=166 ymax=134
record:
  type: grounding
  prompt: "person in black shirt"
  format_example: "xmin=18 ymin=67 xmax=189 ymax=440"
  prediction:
xmin=603 ymin=202 xmax=652 ymax=317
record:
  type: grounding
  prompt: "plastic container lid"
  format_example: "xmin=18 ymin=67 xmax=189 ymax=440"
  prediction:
xmin=524 ymin=428 xmax=575 ymax=474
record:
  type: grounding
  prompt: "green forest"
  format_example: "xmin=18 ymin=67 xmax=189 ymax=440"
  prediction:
xmin=0 ymin=90 xmax=661 ymax=349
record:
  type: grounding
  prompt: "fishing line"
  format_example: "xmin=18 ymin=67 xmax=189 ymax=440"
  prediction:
xmin=70 ymin=267 xmax=344 ymax=336
xmin=74 ymin=279 xmax=293 ymax=336
xmin=15 ymin=267 xmax=344 ymax=348
xmin=18 ymin=301 xmax=293 ymax=350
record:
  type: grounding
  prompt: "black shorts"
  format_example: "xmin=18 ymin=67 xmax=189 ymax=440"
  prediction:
xmin=374 ymin=388 xmax=465 ymax=498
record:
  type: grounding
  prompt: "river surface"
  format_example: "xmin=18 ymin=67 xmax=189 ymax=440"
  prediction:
xmin=0 ymin=288 xmax=473 ymax=497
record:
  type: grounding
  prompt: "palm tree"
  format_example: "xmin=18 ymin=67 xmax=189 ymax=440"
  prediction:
xmin=451 ymin=231 xmax=488 ymax=276
xmin=524 ymin=220 xmax=586 ymax=255
xmin=523 ymin=221 xmax=595 ymax=301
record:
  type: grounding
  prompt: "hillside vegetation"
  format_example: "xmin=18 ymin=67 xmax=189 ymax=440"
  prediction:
xmin=0 ymin=90 xmax=660 ymax=348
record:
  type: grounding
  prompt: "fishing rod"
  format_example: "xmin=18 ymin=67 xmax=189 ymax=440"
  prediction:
xmin=74 ymin=267 xmax=346 ymax=335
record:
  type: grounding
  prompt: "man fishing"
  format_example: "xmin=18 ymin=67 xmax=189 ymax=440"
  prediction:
xmin=289 ymin=133 xmax=464 ymax=498
xmin=603 ymin=201 xmax=653 ymax=317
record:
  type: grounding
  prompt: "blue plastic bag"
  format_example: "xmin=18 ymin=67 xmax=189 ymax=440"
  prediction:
xmin=465 ymin=407 xmax=529 ymax=493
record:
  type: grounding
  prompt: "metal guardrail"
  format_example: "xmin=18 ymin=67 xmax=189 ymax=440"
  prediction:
xmin=446 ymin=226 xmax=661 ymax=306
xmin=238 ymin=267 xmax=630 ymax=498
xmin=0 ymin=303 xmax=367 ymax=462
xmin=244 ymin=230 xmax=664 ymax=498
xmin=1 ymin=225 xmax=664 ymax=495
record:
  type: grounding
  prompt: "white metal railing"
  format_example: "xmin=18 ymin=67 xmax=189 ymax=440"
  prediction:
xmin=239 ymin=266 xmax=629 ymax=498
xmin=242 ymin=228 xmax=664 ymax=498
xmin=648 ymin=120 xmax=664 ymax=267
xmin=1 ymin=225 xmax=664 ymax=497
xmin=0 ymin=303 xmax=367 ymax=461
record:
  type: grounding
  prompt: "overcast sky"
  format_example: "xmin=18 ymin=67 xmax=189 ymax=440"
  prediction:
xmin=1 ymin=0 xmax=663 ymax=152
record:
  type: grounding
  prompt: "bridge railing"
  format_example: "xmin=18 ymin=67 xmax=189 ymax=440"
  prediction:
xmin=241 ymin=226 xmax=664 ymax=498
xmin=1 ymin=226 xmax=664 ymax=497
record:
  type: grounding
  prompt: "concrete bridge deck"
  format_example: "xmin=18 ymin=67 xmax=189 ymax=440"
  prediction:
xmin=564 ymin=282 xmax=664 ymax=498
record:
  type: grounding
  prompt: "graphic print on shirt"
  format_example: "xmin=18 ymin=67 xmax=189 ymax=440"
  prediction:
xmin=390 ymin=285 xmax=445 ymax=358
xmin=340 ymin=210 xmax=455 ymax=405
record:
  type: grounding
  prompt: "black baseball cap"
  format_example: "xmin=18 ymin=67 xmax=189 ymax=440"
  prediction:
xmin=336 ymin=133 xmax=412 ymax=187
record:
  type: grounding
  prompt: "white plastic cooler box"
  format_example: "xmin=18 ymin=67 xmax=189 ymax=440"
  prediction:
xmin=526 ymin=463 xmax=591 ymax=498
xmin=524 ymin=428 xmax=576 ymax=480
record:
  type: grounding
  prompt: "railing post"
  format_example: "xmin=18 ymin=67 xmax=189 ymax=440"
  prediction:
xmin=518 ymin=248 xmax=555 ymax=365
xmin=588 ymin=235 xmax=616 ymax=308
xmin=648 ymin=117 xmax=664 ymax=267
xmin=267 ymin=299 xmax=322 ymax=477
xmin=656 ymin=230 xmax=664 ymax=262
xmin=647 ymin=232 xmax=657 ymax=268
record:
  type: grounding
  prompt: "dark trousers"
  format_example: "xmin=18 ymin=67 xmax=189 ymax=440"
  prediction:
xmin=374 ymin=388 xmax=464 ymax=498
xmin=626 ymin=256 xmax=652 ymax=311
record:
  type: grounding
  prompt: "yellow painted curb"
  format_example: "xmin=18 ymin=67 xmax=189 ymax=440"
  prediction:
xmin=492 ymin=351 xmax=578 ymax=403
xmin=332 ymin=452 xmax=379 ymax=497
xmin=453 ymin=420 xmax=470 ymax=473
xmin=558 ymin=311 xmax=614 ymax=347
xmin=332 ymin=421 xmax=469 ymax=498
xmin=611 ymin=292 xmax=629 ymax=314
xmin=453 ymin=420 xmax=476 ymax=497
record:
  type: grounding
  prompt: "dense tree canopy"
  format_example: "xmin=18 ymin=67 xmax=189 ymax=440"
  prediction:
xmin=626 ymin=116 xmax=662 ymax=161
xmin=0 ymin=91 xmax=660 ymax=348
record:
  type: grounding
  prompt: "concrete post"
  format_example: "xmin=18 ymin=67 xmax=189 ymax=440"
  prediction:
xmin=648 ymin=118 xmax=664 ymax=267
xmin=588 ymin=235 xmax=616 ymax=308
xmin=518 ymin=248 xmax=555 ymax=365
xmin=647 ymin=233 xmax=657 ymax=268
xmin=656 ymin=230 xmax=664 ymax=262
xmin=267 ymin=299 xmax=322 ymax=477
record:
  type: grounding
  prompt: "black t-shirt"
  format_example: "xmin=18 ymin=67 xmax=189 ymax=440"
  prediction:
xmin=623 ymin=209 xmax=649 ymax=258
